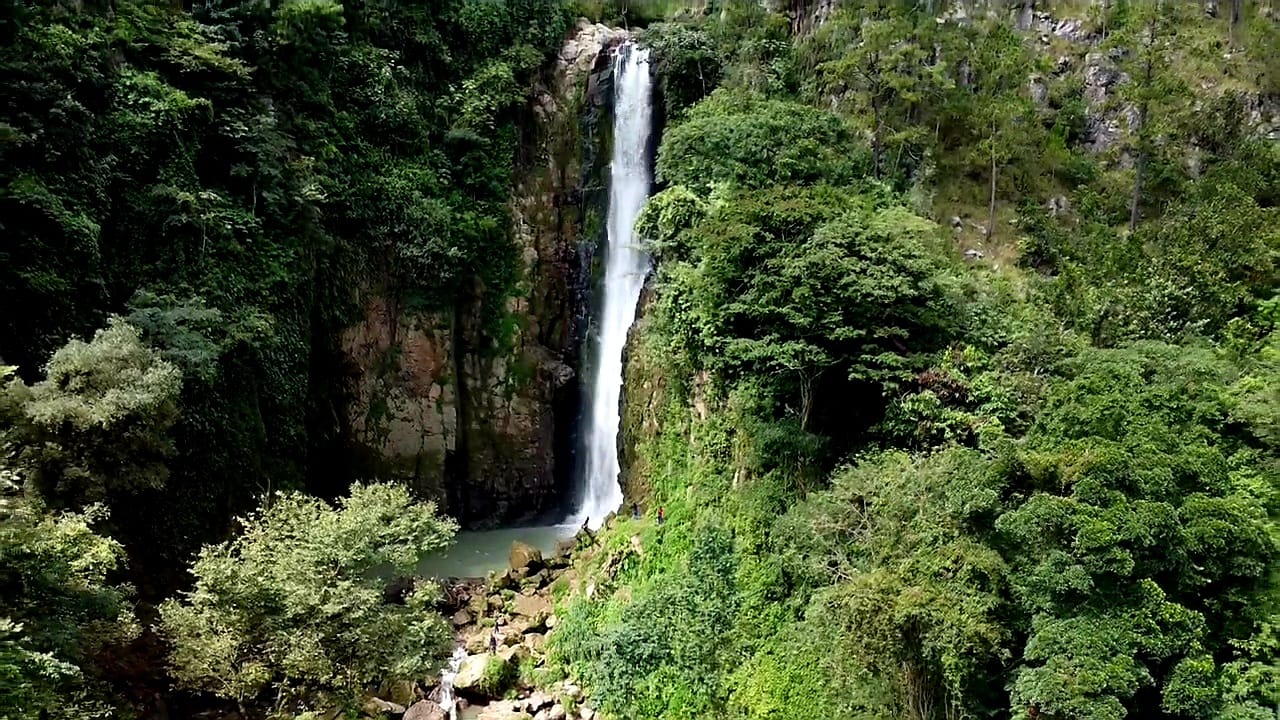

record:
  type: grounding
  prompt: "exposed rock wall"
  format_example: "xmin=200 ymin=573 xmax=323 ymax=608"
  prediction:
xmin=340 ymin=23 xmax=630 ymax=526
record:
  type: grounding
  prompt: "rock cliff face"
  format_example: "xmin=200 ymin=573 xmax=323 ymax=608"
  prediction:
xmin=340 ymin=23 xmax=631 ymax=526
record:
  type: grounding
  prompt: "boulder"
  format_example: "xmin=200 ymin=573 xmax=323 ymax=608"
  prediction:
xmin=404 ymin=701 xmax=446 ymax=720
xmin=522 ymin=632 xmax=546 ymax=653
xmin=476 ymin=703 xmax=532 ymax=720
xmin=362 ymin=696 xmax=406 ymax=716
xmin=497 ymin=643 xmax=532 ymax=666
xmin=452 ymin=609 xmax=473 ymax=627
xmin=381 ymin=679 xmax=418 ymax=708
xmin=1029 ymin=76 xmax=1048 ymax=106
xmin=511 ymin=593 xmax=552 ymax=621
xmin=521 ymin=692 xmax=553 ymax=714
xmin=453 ymin=654 xmax=495 ymax=693
xmin=503 ymin=616 xmax=532 ymax=641
xmin=463 ymin=626 xmax=491 ymax=654
xmin=553 ymin=538 xmax=575 ymax=559
xmin=509 ymin=541 xmax=543 ymax=572
xmin=488 ymin=594 xmax=505 ymax=611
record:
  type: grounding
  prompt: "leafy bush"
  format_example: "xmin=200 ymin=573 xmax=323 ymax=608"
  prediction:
xmin=656 ymin=91 xmax=869 ymax=192
xmin=8 ymin=319 xmax=182 ymax=508
xmin=160 ymin=484 xmax=457 ymax=707
xmin=0 ymin=503 xmax=137 ymax=720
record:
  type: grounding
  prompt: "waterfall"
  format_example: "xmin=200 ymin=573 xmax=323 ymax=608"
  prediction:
xmin=571 ymin=42 xmax=654 ymax=531
xmin=437 ymin=646 xmax=467 ymax=719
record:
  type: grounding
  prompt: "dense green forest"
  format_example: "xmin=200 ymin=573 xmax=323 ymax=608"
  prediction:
xmin=550 ymin=2 xmax=1280 ymax=720
xmin=0 ymin=0 xmax=569 ymax=573
xmin=1 ymin=0 xmax=568 ymax=715
xmin=1 ymin=0 xmax=1278 ymax=719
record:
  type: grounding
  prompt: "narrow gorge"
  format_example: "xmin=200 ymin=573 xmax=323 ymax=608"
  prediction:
xmin=343 ymin=24 xmax=655 ymax=537
xmin=2 ymin=2 xmax=1276 ymax=720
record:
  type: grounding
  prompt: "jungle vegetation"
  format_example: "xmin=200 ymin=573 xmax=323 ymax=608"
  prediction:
xmin=1 ymin=1 xmax=1278 ymax=719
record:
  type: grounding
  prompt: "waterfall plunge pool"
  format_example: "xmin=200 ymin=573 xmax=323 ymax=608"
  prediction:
xmin=415 ymin=524 xmax=576 ymax=580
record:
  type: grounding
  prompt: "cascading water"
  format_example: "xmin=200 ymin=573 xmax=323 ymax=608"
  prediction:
xmin=571 ymin=42 xmax=654 ymax=531
xmin=437 ymin=646 xmax=467 ymax=719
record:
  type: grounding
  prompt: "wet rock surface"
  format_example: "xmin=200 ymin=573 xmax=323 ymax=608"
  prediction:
xmin=421 ymin=525 xmax=605 ymax=720
xmin=340 ymin=21 xmax=632 ymax=527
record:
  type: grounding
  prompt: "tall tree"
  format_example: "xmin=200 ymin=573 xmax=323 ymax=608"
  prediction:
xmin=10 ymin=319 xmax=181 ymax=510
xmin=1230 ymin=0 xmax=1244 ymax=48
xmin=815 ymin=3 xmax=952 ymax=183
xmin=967 ymin=21 xmax=1039 ymax=242
xmin=1117 ymin=1 xmax=1188 ymax=232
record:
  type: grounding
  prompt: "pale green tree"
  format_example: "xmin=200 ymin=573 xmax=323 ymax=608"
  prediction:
xmin=160 ymin=483 xmax=458 ymax=712
xmin=0 ymin=501 xmax=137 ymax=720
xmin=13 ymin=318 xmax=182 ymax=508
xmin=966 ymin=21 xmax=1042 ymax=242
xmin=1114 ymin=1 xmax=1192 ymax=232
xmin=813 ymin=2 xmax=953 ymax=180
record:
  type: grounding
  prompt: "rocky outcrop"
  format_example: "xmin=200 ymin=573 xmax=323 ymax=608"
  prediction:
xmin=772 ymin=0 xmax=836 ymax=33
xmin=435 ymin=531 xmax=606 ymax=720
xmin=404 ymin=701 xmax=446 ymax=720
xmin=337 ymin=522 xmax=627 ymax=720
xmin=340 ymin=23 xmax=631 ymax=526
xmin=509 ymin=540 xmax=544 ymax=573
xmin=618 ymin=287 xmax=662 ymax=501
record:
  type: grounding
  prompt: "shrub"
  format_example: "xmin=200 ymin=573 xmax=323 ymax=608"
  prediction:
xmin=160 ymin=484 xmax=457 ymax=707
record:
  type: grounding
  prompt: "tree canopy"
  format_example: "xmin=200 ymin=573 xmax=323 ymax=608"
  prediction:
xmin=160 ymin=483 xmax=457 ymax=709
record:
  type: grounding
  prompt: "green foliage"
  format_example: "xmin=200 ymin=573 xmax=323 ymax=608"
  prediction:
xmin=0 ymin=503 xmax=137 ymax=720
xmin=809 ymin=3 xmax=954 ymax=181
xmin=9 ymin=319 xmax=181 ymax=509
xmin=554 ymin=522 xmax=739 ymax=719
xmin=643 ymin=22 xmax=723 ymax=120
xmin=561 ymin=9 xmax=1280 ymax=712
xmin=655 ymin=91 xmax=868 ymax=192
xmin=644 ymin=156 xmax=960 ymax=442
xmin=159 ymin=484 xmax=457 ymax=706
xmin=0 ymin=0 xmax=569 ymax=580
xmin=877 ymin=344 xmax=1024 ymax=449
xmin=776 ymin=448 xmax=1009 ymax=718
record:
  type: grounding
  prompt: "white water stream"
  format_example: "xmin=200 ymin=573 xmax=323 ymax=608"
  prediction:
xmin=437 ymin=646 xmax=467 ymax=719
xmin=570 ymin=42 xmax=654 ymax=531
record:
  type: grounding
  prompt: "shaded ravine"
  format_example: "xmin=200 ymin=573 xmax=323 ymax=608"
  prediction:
xmin=418 ymin=38 xmax=656 ymax=584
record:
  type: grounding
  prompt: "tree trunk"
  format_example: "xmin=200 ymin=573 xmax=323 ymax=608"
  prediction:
xmin=798 ymin=370 xmax=814 ymax=432
xmin=1019 ymin=0 xmax=1037 ymax=30
xmin=871 ymin=93 xmax=884 ymax=178
xmin=1230 ymin=0 xmax=1243 ymax=47
xmin=1130 ymin=104 xmax=1148 ymax=232
xmin=986 ymin=120 xmax=997 ymax=242
xmin=1130 ymin=47 xmax=1153 ymax=233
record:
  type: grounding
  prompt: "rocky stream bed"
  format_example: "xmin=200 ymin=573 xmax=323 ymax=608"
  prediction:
xmin=357 ymin=522 xmax=630 ymax=720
